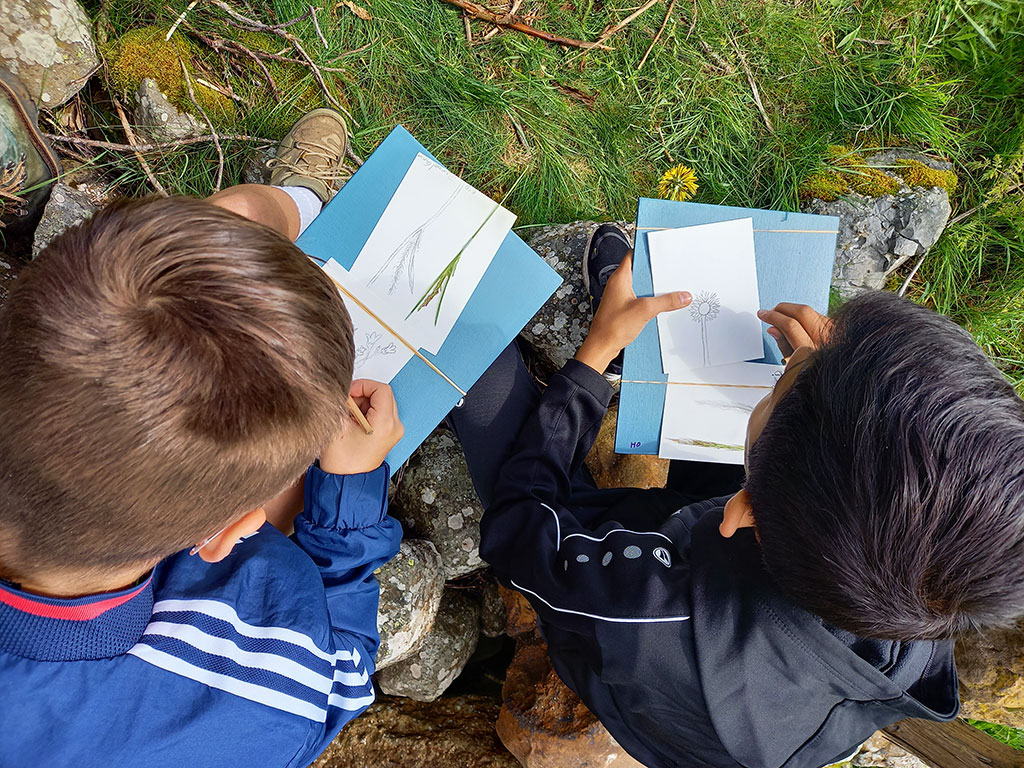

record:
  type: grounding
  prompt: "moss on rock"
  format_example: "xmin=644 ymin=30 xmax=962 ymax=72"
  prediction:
xmin=106 ymin=26 xmax=234 ymax=123
xmin=894 ymin=159 xmax=958 ymax=193
xmin=799 ymin=145 xmax=900 ymax=201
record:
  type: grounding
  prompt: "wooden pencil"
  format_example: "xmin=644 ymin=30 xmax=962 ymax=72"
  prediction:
xmin=347 ymin=395 xmax=374 ymax=435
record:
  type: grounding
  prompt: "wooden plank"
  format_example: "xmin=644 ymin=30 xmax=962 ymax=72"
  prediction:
xmin=881 ymin=718 xmax=1024 ymax=768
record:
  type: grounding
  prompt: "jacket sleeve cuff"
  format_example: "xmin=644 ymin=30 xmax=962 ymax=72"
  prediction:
xmin=303 ymin=462 xmax=391 ymax=530
xmin=558 ymin=358 xmax=615 ymax=406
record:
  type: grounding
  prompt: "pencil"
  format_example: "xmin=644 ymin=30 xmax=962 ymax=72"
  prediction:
xmin=347 ymin=395 xmax=374 ymax=435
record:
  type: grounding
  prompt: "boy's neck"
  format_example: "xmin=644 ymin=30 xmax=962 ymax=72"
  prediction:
xmin=0 ymin=560 xmax=155 ymax=599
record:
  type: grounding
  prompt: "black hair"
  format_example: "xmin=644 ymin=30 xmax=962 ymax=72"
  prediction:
xmin=745 ymin=291 xmax=1024 ymax=640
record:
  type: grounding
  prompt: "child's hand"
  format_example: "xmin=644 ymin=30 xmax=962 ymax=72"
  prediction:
xmin=757 ymin=303 xmax=833 ymax=357
xmin=575 ymin=251 xmax=691 ymax=374
xmin=320 ymin=379 xmax=404 ymax=475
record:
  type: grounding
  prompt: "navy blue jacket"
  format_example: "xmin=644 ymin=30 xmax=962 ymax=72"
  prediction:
xmin=1 ymin=463 xmax=402 ymax=768
xmin=480 ymin=360 xmax=959 ymax=768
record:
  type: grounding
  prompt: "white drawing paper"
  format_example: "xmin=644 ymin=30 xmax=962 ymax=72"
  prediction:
xmin=348 ymin=153 xmax=517 ymax=355
xmin=322 ymin=259 xmax=416 ymax=383
xmin=648 ymin=218 xmax=763 ymax=374
xmin=657 ymin=362 xmax=785 ymax=464
xmin=346 ymin=299 xmax=415 ymax=383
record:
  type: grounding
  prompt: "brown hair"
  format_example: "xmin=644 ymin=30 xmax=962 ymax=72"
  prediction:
xmin=0 ymin=196 xmax=353 ymax=575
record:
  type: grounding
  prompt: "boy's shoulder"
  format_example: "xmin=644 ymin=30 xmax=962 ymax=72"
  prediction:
xmin=145 ymin=522 xmax=336 ymax=654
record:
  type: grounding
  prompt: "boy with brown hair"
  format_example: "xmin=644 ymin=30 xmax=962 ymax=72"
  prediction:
xmin=0 ymin=109 xmax=405 ymax=767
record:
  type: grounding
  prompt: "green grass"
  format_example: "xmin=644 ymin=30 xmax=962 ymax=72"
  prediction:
xmin=69 ymin=0 xmax=1024 ymax=384
xmin=967 ymin=718 xmax=1024 ymax=750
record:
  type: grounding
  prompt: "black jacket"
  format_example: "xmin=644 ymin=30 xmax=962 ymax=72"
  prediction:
xmin=480 ymin=360 xmax=959 ymax=768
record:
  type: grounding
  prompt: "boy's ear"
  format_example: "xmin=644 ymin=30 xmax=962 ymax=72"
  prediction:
xmin=720 ymin=490 xmax=756 ymax=538
xmin=197 ymin=508 xmax=267 ymax=563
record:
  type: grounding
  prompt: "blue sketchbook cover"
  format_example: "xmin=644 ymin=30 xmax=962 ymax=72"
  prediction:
xmin=615 ymin=198 xmax=839 ymax=456
xmin=297 ymin=126 xmax=562 ymax=467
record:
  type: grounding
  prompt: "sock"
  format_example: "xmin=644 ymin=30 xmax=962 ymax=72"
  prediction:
xmin=275 ymin=185 xmax=323 ymax=237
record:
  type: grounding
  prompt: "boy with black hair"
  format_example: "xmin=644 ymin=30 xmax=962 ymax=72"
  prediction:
xmin=449 ymin=224 xmax=1024 ymax=768
xmin=0 ymin=109 xmax=406 ymax=767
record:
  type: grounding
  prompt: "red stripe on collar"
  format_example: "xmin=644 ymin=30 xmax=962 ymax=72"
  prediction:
xmin=0 ymin=575 xmax=153 ymax=621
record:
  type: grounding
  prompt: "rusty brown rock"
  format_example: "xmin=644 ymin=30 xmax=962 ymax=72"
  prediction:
xmin=585 ymin=402 xmax=669 ymax=490
xmin=499 ymin=583 xmax=537 ymax=637
xmin=312 ymin=694 xmax=519 ymax=768
xmin=956 ymin=625 xmax=1024 ymax=728
xmin=496 ymin=631 xmax=646 ymax=768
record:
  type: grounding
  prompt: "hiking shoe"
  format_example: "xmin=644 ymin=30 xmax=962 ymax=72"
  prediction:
xmin=582 ymin=224 xmax=633 ymax=379
xmin=267 ymin=108 xmax=350 ymax=203
xmin=0 ymin=69 xmax=60 ymax=234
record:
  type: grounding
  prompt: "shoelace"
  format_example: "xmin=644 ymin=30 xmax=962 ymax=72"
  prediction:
xmin=266 ymin=137 xmax=352 ymax=182
xmin=0 ymin=157 xmax=28 ymax=222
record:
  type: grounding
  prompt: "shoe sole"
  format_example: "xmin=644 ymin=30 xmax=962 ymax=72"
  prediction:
xmin=582 ymin=225 xmax=599 ymax=299
xmin=0 ymin=70 xmax=61 ymax=182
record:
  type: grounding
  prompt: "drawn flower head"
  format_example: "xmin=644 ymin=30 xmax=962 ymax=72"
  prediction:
xmin=657 ymin=164 xmax=699 ymax=202
xmin=690 ymin=291 xmax=721 ymax=323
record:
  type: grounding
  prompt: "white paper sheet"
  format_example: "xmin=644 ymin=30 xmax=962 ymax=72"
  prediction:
xmin=657 ymin=362 xmax=785 ymax=464
xmin=648 ymin=218 xmax=763 ymax=374
xmin=347 ymin=153 xmax=516 ymax=355
xmin=322 ymin=259 xmax=416 ymax=383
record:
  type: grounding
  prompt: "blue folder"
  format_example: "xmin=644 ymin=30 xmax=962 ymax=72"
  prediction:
xmin=615 ymin=198 xmax=839 ymax=456
xmin=297 ymin=126 xmax=562 ymax=467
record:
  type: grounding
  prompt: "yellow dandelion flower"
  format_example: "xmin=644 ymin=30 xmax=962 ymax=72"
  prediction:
xmin=657 ymin=164 xmax=699 ymax=202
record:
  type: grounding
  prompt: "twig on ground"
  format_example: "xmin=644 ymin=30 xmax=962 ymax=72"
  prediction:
xmin=853 ymin=38 xmax=892 ymax=46
xmin=44 ymin=133 xmax=273 ymax=152
xmin=730 ymin=35 xmax=773 ymax=132
xmin=310 ymin=5 xmax=329 ymax=49
xmin=897 ymin=252 xmax=927 ymax=296
xmin=437 ymin=0 xmax=611 ymax=50
xmin=597 ymin=0 xmax=662 ymax=45
xmin=508 ymin=112 xmax=530 ymax=151
xmin=687 ymin=0 xmax=697 ymax=38
xmin=638 ymin=0 xmax=676 ymax=70
xmin=482 ymin=0 xmax=521 ymax=40
xmin=346 ymin=146 xmax=365 ymax=167
xmin=111 ymin=96 xmax=169 ymax=196
xmin=208 ymin=0 xmax=356 ymax=122
xmin=464 ymin=12 xmax=473 ymax=44
xmin=167 ymin=0 xmax=201 ymax=41
xmin=698 ymin=41 xmax=733 ymax=74
xmin=186 ymin=25 xmax=284 ymax=99
xmin=181 ymin=62 xmax=224 ymax=192
xmin=195 ymin=76 xmax=249 ymax=104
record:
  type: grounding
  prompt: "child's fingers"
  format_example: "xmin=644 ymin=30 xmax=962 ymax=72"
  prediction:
xmin=641 ymin=291 xmax=692 ymax=319
xmin=757 ymin=308 xmax=814 ymax=350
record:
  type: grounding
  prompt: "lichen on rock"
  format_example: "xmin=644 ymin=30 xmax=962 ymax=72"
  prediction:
xmin=0 ymin=0 xmax=99 ymax=107
xmin=375 ymin=539 xmax=446 ymax=670
xmin=376 ymin=588 xmax=481 ymax=702
xmin=392 ymin=431 xmax=486 ymax=579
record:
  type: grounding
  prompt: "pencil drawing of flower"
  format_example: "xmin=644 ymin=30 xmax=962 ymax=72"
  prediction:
xmin=690 ymin=291 xmax=720 ymax=366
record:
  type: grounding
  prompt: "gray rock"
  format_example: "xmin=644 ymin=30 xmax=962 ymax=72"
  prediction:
xmin=801 ymin=150 xmax=951 ymax=299
xmin=521 ymin=221 xmax=635 ymax=370
xmin=242 ymin=145 xmax=276 ymax=186
xmin=479 ymin=578 xmax=507 ymax=639
xmin=376 ymin=588 xmax=481 ymax=702
xmin=32 ymin=181 xmax=96 ymax=256
xmin=0 ymin=0 xmax=99 ymax=107
xmin=392 ymin=431 xmax=485 ymax=579
xmin=134 ymin=78 xmax=203 ymax=143
xmin=375 ymin=539 xmax=446 ymax=670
